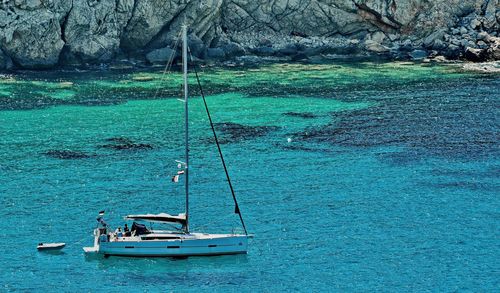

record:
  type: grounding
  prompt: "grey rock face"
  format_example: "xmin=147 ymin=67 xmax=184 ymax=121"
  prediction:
xmin=484 ymin=0 xmax=498 ymax=29
xmin=217 ymin=40 xmax=246 ymax=58
xmin=251 ymin=46 xmax=275 ymax=56
xmin=477 ymin=40 xmax=488 ymax=48
xmin=0 ymin=0 xmax=71 ymax=68
xmin=62 ymin=0 xmax=134 ymax=62
xmin=464 ymin=47 xmax=487 ymax=61
xmin=365 ymin=40 xmax=390 ymax=53
xmin=121 ymin=0 xmax=223 ymax=50
xmin=188 ymin=34 xmax=207 ymax=58
xmin=423 ymin=29 xmax=446 ymax=48
xmin=0 ymin=48 xmax=12 ymax=69
xmin=409 ymin=49 xmax=428 ymax=60
xmin=278 ymin=44 xmax=299 ymax=56
xmin=206 ymin=47 xmax=225 ymax=59
xmin=486 ymin=37 xmax=500 ymax=59
xmin=0 ymin=0 xmax=498 ymax=68
xmin=477 ymin=31 xmax=489 ymax=41
xmin=146 ymin=47 xmax=177 ymax=63
xmin=0 ymin=6 xmax=66 ymax=68
xmin=120 ymin=0 xmax=187 ymax=50
xmin=469 ymin=18 xmax=482 ymax=30
xmin=444 ymin=44 xmax=461 ymax=59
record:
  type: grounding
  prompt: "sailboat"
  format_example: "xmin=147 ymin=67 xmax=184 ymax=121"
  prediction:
xmin=83 ymin=25 xmax=249 ymax=257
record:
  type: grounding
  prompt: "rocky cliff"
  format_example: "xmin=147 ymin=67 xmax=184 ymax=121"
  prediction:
xmin=0 ymin=0 xmax=498 ymax=69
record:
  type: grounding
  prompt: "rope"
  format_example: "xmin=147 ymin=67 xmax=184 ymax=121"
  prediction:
xmin=135 ymin=31 xmax=182 ymax=145
xmin=188 ymin=47 xmax=248 ymax=235
xmin=132 ymin=31 xmax=183 ymax=210
xmin=150 ymin=31 xmax=182 ymax=101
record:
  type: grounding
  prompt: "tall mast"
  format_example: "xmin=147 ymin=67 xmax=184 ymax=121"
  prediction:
xmin=182 ymin=24 xmax=189 ymax=233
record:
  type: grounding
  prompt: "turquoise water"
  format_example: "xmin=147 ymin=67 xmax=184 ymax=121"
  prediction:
xmin=0 ymin=62 xmax=499 ymax=291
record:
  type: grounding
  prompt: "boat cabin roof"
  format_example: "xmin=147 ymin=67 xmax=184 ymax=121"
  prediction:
xmin=125 ymin=213 xmax=186 ymax=225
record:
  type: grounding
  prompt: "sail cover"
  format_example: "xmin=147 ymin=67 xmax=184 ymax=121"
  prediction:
xmin=125 ymin=213 xmax=186 ymax=225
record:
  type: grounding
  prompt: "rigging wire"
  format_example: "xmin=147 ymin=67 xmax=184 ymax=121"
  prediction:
xmin=135 ymin=31 xmax=183 ymax=206
xmin=150 ymin=31 xmax=183 ymax=101
xmin=134 ymin=31 xmax=187 ymax=224
xmin=188 ymin=47 xmax=248 ymax=235
xmin=136 ymin=30 xmax=182 ymax=153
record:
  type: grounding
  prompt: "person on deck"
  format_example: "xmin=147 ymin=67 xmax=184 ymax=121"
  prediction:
xmin=124 ymin=224 xmax=131 ymax=236
xmin=116 ymin=227 xmax=123 ymax=238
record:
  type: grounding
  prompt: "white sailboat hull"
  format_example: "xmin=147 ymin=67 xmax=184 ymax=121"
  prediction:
xmin=86 ymin=232 xmax=248 ymax=257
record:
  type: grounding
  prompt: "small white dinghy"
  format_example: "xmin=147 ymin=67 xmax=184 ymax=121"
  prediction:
xmin=37 ymin=243 xmax=66 ymax=250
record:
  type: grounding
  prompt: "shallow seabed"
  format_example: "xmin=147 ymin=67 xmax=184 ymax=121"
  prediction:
xmin=0 ymin=61 xmax=499 ymax=291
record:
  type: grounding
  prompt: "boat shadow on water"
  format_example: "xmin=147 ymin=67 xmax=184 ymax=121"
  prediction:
xmin=84 ymin=253 xmax=249 ymax=270
xmin=37 ymin=250 xmax=66 ymax=256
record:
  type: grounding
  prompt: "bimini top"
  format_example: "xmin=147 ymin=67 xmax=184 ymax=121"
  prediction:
xmin=125 ymin=213 xmax=186 ymax=225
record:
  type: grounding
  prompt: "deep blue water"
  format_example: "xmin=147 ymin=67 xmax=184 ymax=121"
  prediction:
xmin=0 ymin=62 xmax=499 ymax=291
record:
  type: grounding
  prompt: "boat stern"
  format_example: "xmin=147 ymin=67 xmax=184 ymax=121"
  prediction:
xmin=83 ymin=228 xmax=104 ymax=254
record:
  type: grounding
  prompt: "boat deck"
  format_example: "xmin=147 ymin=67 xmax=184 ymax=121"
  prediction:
xmin=110 ymin=231 xmax=243 ymax=242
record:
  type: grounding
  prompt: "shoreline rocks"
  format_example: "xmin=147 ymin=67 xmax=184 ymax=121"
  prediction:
xmin=461 ymin=61 xmax=500 ymax=73
xmin=0 ymin=0 xmax=498 ymax=70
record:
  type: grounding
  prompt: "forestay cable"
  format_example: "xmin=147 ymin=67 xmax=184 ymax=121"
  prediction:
xmin=188 ymin=48 xmax=248 ymax=235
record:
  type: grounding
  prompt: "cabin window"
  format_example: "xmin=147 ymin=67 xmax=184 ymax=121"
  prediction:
xmin=141 ymin=236 xmax=181 ymax=240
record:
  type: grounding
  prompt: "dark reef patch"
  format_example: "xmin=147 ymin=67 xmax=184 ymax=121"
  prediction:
xmin=0 ymin=96 xmax=60 ymax=111
xmin=283 ymin=112 xmax=317 ymax=118
xmin=213 ymin=122 xmax=279 ymax=143
xmin=43 ymin=150 xmax=92 ymax=159
xmin=291 ymin=79 xmax=500 ymax=162
xmin=99 ymin=137 xmax=153 ymax=150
